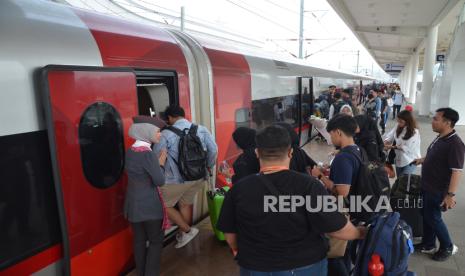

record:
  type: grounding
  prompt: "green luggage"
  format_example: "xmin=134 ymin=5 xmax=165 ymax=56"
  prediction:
xmin=206 ymin=186 xmax=230 ymax=241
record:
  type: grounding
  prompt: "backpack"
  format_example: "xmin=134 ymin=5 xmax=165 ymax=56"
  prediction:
xmin=352 ymin=212 xmax=414 ymax=276
xmin=341 ymin=147 xmax=391 ymax=223
xmin=333 ymin=100 xmax=347 ymax=115
xmin=166 ymin=124 xmax=208 ymax=181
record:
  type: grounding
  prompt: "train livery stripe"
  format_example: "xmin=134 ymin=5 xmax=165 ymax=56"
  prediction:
xmin=70 ymin=228 xmax=133 ymax=275
xmin=72 ymin=8 xmax=193 ymax=120
xmin=0 ymin=245 xmax=61 ymax=276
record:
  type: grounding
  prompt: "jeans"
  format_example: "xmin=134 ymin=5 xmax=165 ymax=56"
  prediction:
xmin=131 ymin=219 xmax=164 ymax=276
xmin=379 ymin=112 xmax=388 ymax=132
xmin=240 ymin=259 xmax=328 ymax=276
xmin=422 ymin=191 xmax=453 ymax=249
xmin=395 ymin=164 xmax=416 ymax=177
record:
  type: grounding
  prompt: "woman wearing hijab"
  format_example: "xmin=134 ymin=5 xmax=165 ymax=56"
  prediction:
xmin=125 ymin=123 xmax=168 ymax=276
xmin=275 ymin=122 xmax=317 ymax=173
xmin=354 ymin=114 xmax=385 ymax=162
xmin=230 ymin=127 xmax=260 ymax=184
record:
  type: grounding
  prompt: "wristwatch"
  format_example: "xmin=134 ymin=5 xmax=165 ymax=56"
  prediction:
xmin=447 ymin=192 xmax=456 ymax=197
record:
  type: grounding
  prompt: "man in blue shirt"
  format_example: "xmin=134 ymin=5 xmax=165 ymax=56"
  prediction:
xmin=155 ymin=105 xmax=218 ymax=248
xmin=312 ymin=114 xmax=362 ymax=276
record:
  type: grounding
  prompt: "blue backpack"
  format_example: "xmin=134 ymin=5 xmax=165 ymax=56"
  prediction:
xmin=352 ymin=212 xmax=414 ymax=276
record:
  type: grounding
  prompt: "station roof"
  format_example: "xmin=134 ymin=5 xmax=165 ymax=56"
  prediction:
xmin=327 ymin=0 xmax=463 ymax=74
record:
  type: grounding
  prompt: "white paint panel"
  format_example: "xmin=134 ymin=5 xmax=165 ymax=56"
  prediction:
xmin=0 ymin=0 xmax=103 ymax=136
xmin=245 ymin=55 xmax=364 ymax=101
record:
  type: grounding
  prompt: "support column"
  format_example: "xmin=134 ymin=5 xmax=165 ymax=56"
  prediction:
xmin=408 ymin=52 xmax=419 ymax=104
xmin=404 ymin=59 xmax=412 ymax=99
xmin=419 ymin=25 xmax=438 ymax=116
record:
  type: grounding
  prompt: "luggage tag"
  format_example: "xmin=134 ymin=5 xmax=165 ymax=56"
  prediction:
xmin=407 ymin=238 xmax=414 ymax=254
xmin=403 ymin=229 xmax=414 ymax=254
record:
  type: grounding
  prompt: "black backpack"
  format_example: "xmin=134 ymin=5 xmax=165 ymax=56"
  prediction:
xmin=341 ymin=147 xmax=391 ymax=223
xmin=166 ymin=124 xmax=208 ymax=181
xmin=333 ymin=100 xmax=347 ymax=115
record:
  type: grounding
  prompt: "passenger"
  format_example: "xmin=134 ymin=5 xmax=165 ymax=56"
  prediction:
xmin=156 ymin=105 xmax=218 ymax=248
xmin=230 ymin=127 xmax=260 ymax=184
xmin=328 ymin=92 xmax=346 ymax=119
xmin=328 ymin=85 xmax=337 ymax=105
xmin=218 ymin=125 xmax=366 ymax=276
xmin=372 ymin=90 xmax=382 ymax=121
xmin=311 ymin=114 xmax=364 ymax=276
xmin=276 ymin=122 xmax=316 ymax=173
xmin=124 ymin=123 xmax=168 ymax=276
xmin=383 ymin=110 xmax=421 ymax=177
xmin=354 ymin=114 xmax=385 ymax=162
xmin=378 ymin=90 xmax=389 ymax=134
xmin=341 ymin=89 xmax=359 ymax=115
xmin=392 ymin=88 xmax=405 ymax=119
xmin=414 ymin=108 xmax=464 ymax=261
xmin=363 ymin=93 xmax=377 ymax=120
xmin=339 ymin=104 xmax=353 ymax=116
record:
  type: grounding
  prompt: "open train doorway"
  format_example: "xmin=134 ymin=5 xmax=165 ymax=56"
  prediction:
xmin=135 ymin=70 xmax=178 ymax=118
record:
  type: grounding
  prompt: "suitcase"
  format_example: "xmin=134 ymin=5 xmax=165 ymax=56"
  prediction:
xmin=390 ymin=174 xmax=423 ymax=238
xmin=206 ymin=185 xmax=230 ymax=241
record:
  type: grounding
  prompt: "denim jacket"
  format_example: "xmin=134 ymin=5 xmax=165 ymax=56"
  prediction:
xmin=154 ymin=118 xmax=218 ymax=184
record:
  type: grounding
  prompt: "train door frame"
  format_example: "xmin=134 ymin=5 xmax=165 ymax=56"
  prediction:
xmin=297 ymin=76 xmax=313 ymax=145
xmin=134 ymin=69 xmax=179 ymax=118
xmin=40 ymin=65 xmax=141 ymax=276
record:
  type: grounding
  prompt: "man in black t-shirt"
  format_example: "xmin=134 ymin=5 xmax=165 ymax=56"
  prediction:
xmin=414 ymin=108 xmax=465 ymax=261
xmin=217 ymin=125 xmax=365 ymax=275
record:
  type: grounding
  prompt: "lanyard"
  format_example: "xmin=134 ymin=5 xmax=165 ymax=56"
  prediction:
xmin=260 ymin=166 xmax=289 ymax=174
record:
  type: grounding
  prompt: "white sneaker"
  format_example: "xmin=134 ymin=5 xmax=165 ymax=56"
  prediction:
xmin=452 ymin=244 xmax=459 ymax=255
xmin=174 ymin=227 xmax=199 ymax=249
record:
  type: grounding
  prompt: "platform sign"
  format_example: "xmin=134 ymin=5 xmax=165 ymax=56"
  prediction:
xmin=384 ymin=63 xmax=404 ymax=73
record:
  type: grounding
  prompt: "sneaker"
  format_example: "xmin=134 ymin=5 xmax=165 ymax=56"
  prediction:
xmin=174 ymin=227 xmax=199 ymax=249
xmin=432 ymin=244 xmax=458 ymax=261
xmin=414 ymin=244 xmax=437 ymax=254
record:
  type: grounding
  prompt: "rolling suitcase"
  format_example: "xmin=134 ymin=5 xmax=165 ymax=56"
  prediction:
xmin=206 ymin=183 xmax=230 ymax=241
xmin=390 ymin=174 xmax=423 ymax=238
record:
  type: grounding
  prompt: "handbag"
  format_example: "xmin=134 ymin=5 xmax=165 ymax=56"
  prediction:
xmin=386 ymin=141 xmax=396 ymax=164
xmin=327 ymin=235 xmax=348 ymax=258
xmin=326 ymin=213 xmax=350 ymax=258
xmin=384 ymin=163 xmax=396 ymax=178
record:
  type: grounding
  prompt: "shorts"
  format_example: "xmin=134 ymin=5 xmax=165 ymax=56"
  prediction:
xmin=160 ymin=180 xmax=206 ymax=207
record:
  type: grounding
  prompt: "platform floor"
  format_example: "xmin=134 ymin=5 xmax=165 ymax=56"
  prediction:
xmin=129 ymin=113 xmax=465 ymax=276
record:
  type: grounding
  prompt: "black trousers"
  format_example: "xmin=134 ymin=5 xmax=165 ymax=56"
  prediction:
xmin=393 ymin=105 xmax=401 ymax=119
xmin=131 ymin=219 xmax=164 ymax=276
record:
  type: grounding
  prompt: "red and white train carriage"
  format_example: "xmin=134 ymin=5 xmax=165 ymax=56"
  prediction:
xmin=0 ymin=0 xmax=374 ymax=275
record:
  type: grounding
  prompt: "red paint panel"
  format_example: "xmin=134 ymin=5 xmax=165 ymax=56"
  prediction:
xmin=204 ymin=49 xmax=251 ymax=172
xmin=46 ymin=70 xmax=136 ymax=273
xmin=74 ymin=9 xmax=192 ymax=119
xmin=0 ymin=245 xmax=61 ymax=276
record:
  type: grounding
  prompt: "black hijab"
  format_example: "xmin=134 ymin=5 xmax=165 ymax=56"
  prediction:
xmin=275 ymin=123 xmax=316 ymax=173
xmin=232 ymin=127 xmax=260 ymax=183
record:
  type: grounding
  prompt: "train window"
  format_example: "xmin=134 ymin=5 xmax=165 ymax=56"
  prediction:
xmin=136 ymin=71 xmax=178 ymax=118
xmin=235 ymin=108 xmax=251 ymax=128
xmin=0 ymin=131 xmax=60 ymax=270
xmin=251 ymin=95 xmax=299 ymax=129
xmin=78 ymin=102 xmax=125 ymax=189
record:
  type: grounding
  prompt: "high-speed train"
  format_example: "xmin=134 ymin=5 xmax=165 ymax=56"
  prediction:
xmin=0 ymin=0 xmax=374 ymax=275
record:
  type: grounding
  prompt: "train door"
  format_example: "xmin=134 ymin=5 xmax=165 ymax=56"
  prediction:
xmin=41 ymin=66 xmax=137 ymax=275
xmin=298 ymin=76 xmax=313 ymax=146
